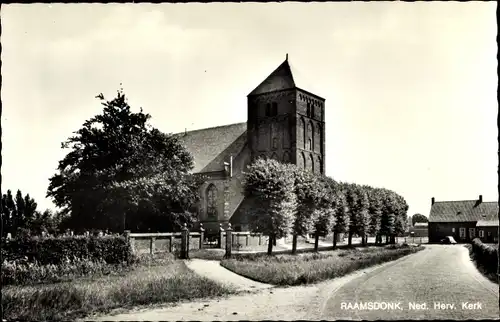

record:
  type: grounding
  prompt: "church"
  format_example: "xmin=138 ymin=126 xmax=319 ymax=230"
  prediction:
xmin=177 ymin=56 xmax=326 ymax=235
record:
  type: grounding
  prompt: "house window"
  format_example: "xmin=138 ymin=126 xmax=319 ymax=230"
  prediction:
xmin=479 ymin=230 xmax=484 ymax=238
xmin=452 ymin=228 xmax=455 ymax=233
xmin=265 ymin=103 xmax=271 ymax=117
xmin=459 ymin=227 xmax=466 ymax=239
xmin=469 ymin=228 xmax=476 ymax=239
xmin=206 ymin=184 xmax=218 ymax=219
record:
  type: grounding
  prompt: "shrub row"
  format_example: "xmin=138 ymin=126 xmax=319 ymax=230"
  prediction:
xmin=1 ymin=256 xmax=134 ymax=286
xmin=1 ymin=235 xmax=132 ymax=265
xmin=471 ymin=238 xmax=498 ymax=278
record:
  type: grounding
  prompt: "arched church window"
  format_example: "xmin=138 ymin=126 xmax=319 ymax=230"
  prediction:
xmin=272 ymin=137 xmax=278 ymax=150
xmin=271 ymin=102 xmax=278 ymax=116
xmin=309 ymin=154 xmax=315 ymax=173
xmin=265 ymin=103 xmax=271 ymax=117
xmin=301 ymin=117 xmax=306 ymax=149
xmin=206 ymin=184 xmax=218 ymax=219
xmin=301 ymin=152 xmax=306 ymax=169
xmin=307 ymin=122 xmax=313 ymax=150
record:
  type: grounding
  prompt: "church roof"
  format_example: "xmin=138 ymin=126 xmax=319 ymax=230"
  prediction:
xmin=175 ymin=122 xmax=247 ymax=173
xmin=248 ymin=58 xmax=323 ymax=99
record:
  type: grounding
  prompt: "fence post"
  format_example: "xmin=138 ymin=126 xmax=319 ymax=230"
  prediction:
xmin=150 ymin=237 xmax=156 ymax=255
xmin=225 ymin=223 xmax=233 ymax=259
xmin=181 ymin=223 xmax=189 ymax=259
xmin=259 ymin=234 xmax=262 ymax=246
xmin=218 ymin=223 xmax=225 ymax=249
xmin=199 ymin=223 xmax=205 ymax=250
xmin=246 ymin=234 xmax=249 ymax=246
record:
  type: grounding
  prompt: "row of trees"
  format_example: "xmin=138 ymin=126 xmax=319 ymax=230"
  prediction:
xmin=1 ymin=189 xmax=64 ymax=237
xmin=244 ymin=159 xmax=409 ymax=254
xmin=46 ymin=90 xmax=203 ymax=233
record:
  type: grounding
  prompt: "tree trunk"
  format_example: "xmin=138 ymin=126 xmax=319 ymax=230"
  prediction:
xmin=273 ymin=235 xmax=277 ymax=246
xmin=267 ymin=235 xmax=274 ymax=255
xmin=361 ymin=234 xmax=366 ymax=246
xmin=292 ymin=234 xmax=298 ymax=254
xmin=314 ymin=232 xmax=320 ymax=252
xmin=348 ymin=231 xmax=353 ymax=246
xmin=332 ymin=231 xmax=337 ymax=249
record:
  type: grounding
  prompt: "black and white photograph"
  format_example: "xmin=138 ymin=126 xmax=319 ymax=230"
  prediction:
xmin=1 ymin=2 xmax=498 ymax=321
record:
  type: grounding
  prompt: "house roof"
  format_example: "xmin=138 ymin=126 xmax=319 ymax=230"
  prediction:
xmin=429 ymin=200 xmax=498 ymax=223
xmin=477 ymin=220 xmax=499 ymax=227
xmin=248 ymin=58 xmax=323 ymax=99
xmin=175 ymin=122 xmax=247 ymax=173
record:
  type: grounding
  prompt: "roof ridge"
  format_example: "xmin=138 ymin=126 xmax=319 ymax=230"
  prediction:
xmin=433 ymin=200 xmax=498 ymax=203
xmin=174 ymin=121 xmax=246 ymax=136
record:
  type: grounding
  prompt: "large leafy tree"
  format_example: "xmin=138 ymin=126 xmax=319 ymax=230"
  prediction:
xmin=366 ymin=185 xmax=383 ymax=244
xmin=47 ymin=90 xmax=202 ymax=233
xmin=290 ymin=167 xmax=321 ymax=254
xmin=311 ymin=176 xmax=337 ymax=251
xmin=243 ymin=158 xmax=297 ymax=255
xmin=411 ymin=213 xmax=428 ymax=226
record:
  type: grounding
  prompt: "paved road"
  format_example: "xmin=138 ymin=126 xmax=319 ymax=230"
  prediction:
xmin=317 ymin=245 xmax=499 ymax=320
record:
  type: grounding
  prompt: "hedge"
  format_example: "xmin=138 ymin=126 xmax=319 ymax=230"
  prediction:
xmin=1 ymin=235 xmax=132 ymax=265
xmin=471 ymin=238 xmax=498 ymax=277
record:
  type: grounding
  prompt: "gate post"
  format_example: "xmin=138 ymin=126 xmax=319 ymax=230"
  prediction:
xmin=181 ymin=223 xmax=189 ymax=259
xmin=225 ymin=223 xmax=233 ymax=259
xmin=218 ymin=223 xmax=225 ymax=249
xmin=199 ymin=223 xmax=205 ymax=250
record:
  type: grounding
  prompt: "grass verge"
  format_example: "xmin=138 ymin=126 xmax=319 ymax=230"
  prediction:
xmin=2 ymin=254 xmax=235 ymax=321
xmin=220 ymin=244 xmax=424 ymax=286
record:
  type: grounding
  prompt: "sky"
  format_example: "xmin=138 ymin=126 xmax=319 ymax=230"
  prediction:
xmin=1 ymin=2 xmax=498 ymax=218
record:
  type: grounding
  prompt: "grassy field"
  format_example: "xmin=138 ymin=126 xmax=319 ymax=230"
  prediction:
xmin=2 ymin=254 xmax=235 ymax=321
xmin=220 ymin=244 xmax=425 ymax=286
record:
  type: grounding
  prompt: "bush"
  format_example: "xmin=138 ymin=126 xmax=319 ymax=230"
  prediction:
xmin=1 ymin=256 xmax=132 ymax=286
xmin=1 ymin=235 xmax=132 ymax=265
xmin=470 ymin=238 xmax=498 ymax=281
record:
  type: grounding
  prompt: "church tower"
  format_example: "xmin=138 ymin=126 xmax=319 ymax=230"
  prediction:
xmin=246 ymin=55 xmax=326 ymax=174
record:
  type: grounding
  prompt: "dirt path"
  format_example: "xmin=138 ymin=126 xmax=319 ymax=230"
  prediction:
xmin=184 ymin=259 xmax=272 ymax=292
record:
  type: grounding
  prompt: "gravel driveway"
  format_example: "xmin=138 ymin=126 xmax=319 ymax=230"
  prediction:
xmin=93 ymin=245 xmax=498 ymax=321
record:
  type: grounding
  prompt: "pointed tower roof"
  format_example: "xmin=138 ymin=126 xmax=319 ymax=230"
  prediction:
xmin=248 ymin=55 xmax=323 ymax=99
